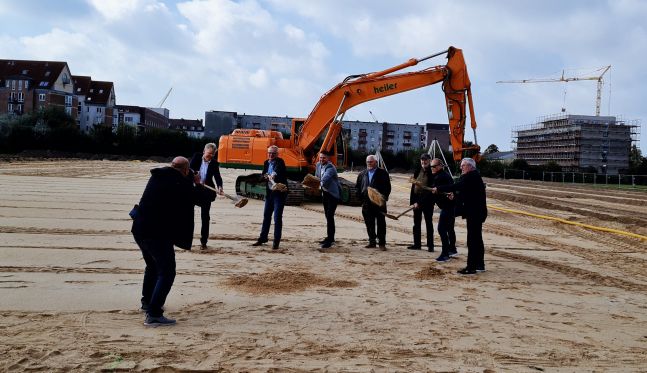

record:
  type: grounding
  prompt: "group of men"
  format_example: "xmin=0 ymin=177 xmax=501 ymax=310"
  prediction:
xmin=131 ymin=143 xmax=487 ymax=326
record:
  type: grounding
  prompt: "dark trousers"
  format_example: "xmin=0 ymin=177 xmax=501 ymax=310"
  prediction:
xmin=362 ymin=203 xmax=386 ymax=245
xmin=199 ymin=201 xmax=211 ymax=245
xmin=135 ymin=236 xmax=176 ymax=318
xmin=322 ymin=191 xmax=339 ymax=241
xmin=260 ymin=191 xmax=287 ymax=245
xmin=437 ymin=208 xmax=456 ymax=256
xmin=466 ymin=217 xmax=485 ymax=270
xmin=412 ymin=205 xmax=434 ymax=249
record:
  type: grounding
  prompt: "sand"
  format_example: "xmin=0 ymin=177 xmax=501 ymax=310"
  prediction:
xmin=0 ymin=159 xmax=646 ymax=372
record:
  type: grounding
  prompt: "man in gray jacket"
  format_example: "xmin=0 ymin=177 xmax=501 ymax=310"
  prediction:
xmin=316 ymin=150 xmax=342 ymax=249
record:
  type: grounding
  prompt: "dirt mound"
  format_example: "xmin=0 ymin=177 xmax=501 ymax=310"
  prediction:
xmin=414 ymin=266 xmax=445 ymax=279
xmin=225 ymin=269 xmax=358 ymax=294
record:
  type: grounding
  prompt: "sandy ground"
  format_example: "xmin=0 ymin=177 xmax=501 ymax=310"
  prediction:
xmin=1 ymin=159 xmax=646 ymax=372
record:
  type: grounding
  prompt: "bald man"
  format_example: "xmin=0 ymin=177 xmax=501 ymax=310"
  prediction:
xmin=132 ymin=156 xmax=215 ymax=326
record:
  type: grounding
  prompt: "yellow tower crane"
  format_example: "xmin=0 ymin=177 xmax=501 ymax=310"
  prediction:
xmin=497 ymin=65 xmax=611 ymax=116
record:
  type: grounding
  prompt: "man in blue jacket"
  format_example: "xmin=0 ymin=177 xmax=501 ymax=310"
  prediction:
xmin=432 ymin=157 xmax=487 ymax=275
xmin=131 ymin=157 xmax=215 ymax=326
xmin=316 ymin=150 xmax=342 ymax=250
xmin=356 ymin=155 xmax=392 ymax=250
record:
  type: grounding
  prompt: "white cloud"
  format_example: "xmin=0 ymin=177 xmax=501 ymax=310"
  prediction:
xmin=86 ymin=0 xmax=149 ymax=21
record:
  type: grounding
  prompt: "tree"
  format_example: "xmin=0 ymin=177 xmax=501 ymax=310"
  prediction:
xmin=510 ymin=158 xmax=530 ymax=170
xmin=484 ymin=144 xmax=499 ymax=155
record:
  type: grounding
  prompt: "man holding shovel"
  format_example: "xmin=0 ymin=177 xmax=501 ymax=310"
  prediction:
xmin=355 ymin=155 xmax=391 ymax=250
xmin=190 ymin=143 xmax=224 ymax=249
xmin=408 ymin=153 xmax=435 ymax=252
xmin=316 ymin=150 xmax=342 ymax=250
xmin=430 ymin=158 xmax=457 ymax=262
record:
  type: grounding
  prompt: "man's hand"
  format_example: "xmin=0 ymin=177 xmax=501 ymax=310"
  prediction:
xmin=447 ymin=192 xmax=454 ymax=200
xmin=431 ymin=187 xmax=438 ymax=194
xmin=193 ymin=173 xmax=201 ymax=185
xmin=413 ymin=202 xmax=419 ymax=210
xmin=218 ymin=186 xmax=224 ymax=195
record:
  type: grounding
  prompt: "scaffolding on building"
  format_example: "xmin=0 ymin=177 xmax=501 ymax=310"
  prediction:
xmin=511 ymin=113 xmax=640 ymax=174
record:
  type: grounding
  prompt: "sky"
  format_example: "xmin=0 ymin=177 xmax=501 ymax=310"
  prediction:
xmin=1 ymin=0 xmax=646 ymax=152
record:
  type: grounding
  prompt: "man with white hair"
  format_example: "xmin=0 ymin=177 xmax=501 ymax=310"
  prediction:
xmin=355 ymin=154 xmax=391 ymax=250
xmin=190 ymin=143 xmax=224 ymax=249
xmin=432 ymin=157 xmax=487 ymax=275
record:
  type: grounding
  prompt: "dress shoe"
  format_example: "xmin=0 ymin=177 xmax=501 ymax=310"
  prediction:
xmin=319 ymin=238 xmax=330 ymax=244
xmin=427 ymin=247 xmax=435 ymax=252
xmin=320 ymin=241 xmax=333 ymax=249
xmin=457 ymin=267 xmax=477 ymax=275
xmin=272 ymin=243 xmax=280 ymax=250
xmin=144 ymin=315 xmax=176 ymax=327
xmin=365 ymin=242 xmax=377 ymax=248
xmin=252 ymin=239 xmax=268 ymax=246
xmin=407 ymin=245 xmax=421 ymax=250
xmin=378 ymin=244 xmax=387 ymax=251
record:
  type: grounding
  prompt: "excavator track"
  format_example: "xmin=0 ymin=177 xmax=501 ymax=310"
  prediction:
xmin=235 ymin=174 xmax=305 ymax=206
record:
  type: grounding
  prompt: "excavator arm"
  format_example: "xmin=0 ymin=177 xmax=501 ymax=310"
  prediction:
xmin=297 ymin=46 xmax=480 ymax=162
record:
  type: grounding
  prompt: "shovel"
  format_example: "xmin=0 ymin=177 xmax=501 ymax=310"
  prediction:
xmin=203 ymin=184 xmax=249 ymax=208
xmin=383 ymin=206 xmax=415 ymax=220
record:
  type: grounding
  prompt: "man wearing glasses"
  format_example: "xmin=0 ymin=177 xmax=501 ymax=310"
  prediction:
xmin=252 ymin=145 xmax=288 ymax=250
xmin=355 ymin=154 xmax=391 ymax=250
xmin=190 ymin=143 xmax=224 ymax=249
xmin=432 ymin=157 xmax=487 ymax=275
xmin=408 ymin=153 xmax=435 ymax=252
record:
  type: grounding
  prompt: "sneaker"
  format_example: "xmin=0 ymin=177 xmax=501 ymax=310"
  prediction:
xmin=365 ymin=242 xmax=377 ymax=248
xmin=144 ymin=315 xmax=176 ymax=327
xmin=448 ymin=250 xmax=458 ymax=257
xmin=320 ymin=241 xmax=333 ymax=249
xmin=252 ymin=239 xmax=268 ymax=246
xmin=435 ymin=255 xmax=450 ymax=262
xmin=378 ymin=244 xmax=387 ymax=251
xmin=407 ymin=245 xmax=421 ymax=250
xmin=457 ymin=267 xmax=477 ymax=275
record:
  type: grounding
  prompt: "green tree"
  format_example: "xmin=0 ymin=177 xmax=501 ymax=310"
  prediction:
xmin=483 ymin=144 xmax=499 ymax=155
xmin=510 ymin=158 xmax=530 ymax=170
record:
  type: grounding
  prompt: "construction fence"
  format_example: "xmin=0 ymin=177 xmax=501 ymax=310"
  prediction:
xmin=500 ymin=169 xmax=647 ymax=188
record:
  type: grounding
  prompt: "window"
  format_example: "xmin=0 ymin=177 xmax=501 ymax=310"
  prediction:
xmin=24 ymin=81 xmax=28 ymax=89
xmin=65 ymin=107 xmax=72 ymax=115
xmin=39 ymin=93 xmax=46 ymax=101
xmin=5 ymin=80 xmax=9 ymax=88
xmin=11 ymin=80 xmax=15 ymax=90
xmin=8 ymin=103 xmax=13 ymax=112
xmin=18 ymin=80 xmax=22 ymax=90
xmin=39 ymin=81 xmax=48 ymax=87
xmin=65 ymin=96 xmax=72 ymax=106
xmin=18 ymin=92 xmax=24 ymax=102
xmin=125 ymin=117 xmax=133 ymax=123
xmin=99 ymin=89 xmax=103 ymax=94
xmin=17 ymin=104 xmax=23 ymax=113
xmin=45 ymin=71 xmax=51 ymax=77
xmin=87 ymin=107 xmax=90 ymax=112
xmin=10 ymin=92 xmax=15 ymax=100
xmin=96 ymin=107 xmax=102 ymax=113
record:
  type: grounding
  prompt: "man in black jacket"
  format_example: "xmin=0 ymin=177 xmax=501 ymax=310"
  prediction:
xmin=432 ymin=157 xmax=487 ymax=275
xmin=190 ymin=143 xmax=224 ymax=249
xmin=430 ymin=159 xmax=457 ymax=262
xmin=356 ymin=155 xmax=391 ymax=250
xmin=132 ymin=157 xmax=215 ymax=326
xmin=409 ymin=153 xmax=435 ymax=252
xmin=252 ymin=145 xmax=289 ymax=250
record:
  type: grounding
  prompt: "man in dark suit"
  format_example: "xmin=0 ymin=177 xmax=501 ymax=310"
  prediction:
xmin=432 ymin=157 xmax=487 ymax=275
xmin=355 ymin=154 xmax=391 ymax=250
xmin=430 ymin=158 xmax=457 ymax=262
xmin=131 ymin=157 xmax=215 ymax=326
xmin=190 ymin=143 xmax=223 ymax=249
xmin=409 ymin=153 xmax=435 ymax=252
xmin=252 ymin=145 xmax=289 ymax=250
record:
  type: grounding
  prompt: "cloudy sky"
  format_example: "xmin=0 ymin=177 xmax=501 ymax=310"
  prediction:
xmin=1 ymin=0 xmax=646 ymax=152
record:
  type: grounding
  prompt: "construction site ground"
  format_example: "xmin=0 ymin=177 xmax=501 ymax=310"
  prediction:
xmin=1 ymin=159 xmax=646 ymax=372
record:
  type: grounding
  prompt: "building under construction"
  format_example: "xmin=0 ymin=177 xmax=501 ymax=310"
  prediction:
xmin=513 ymin=114 xmax=640 ymax=174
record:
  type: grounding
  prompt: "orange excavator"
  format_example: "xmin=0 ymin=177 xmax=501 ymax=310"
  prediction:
xmin=218 ymin=46 xmax=480 ymax=205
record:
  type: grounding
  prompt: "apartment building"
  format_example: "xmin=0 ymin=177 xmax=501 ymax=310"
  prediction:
xmin=169 ymin=118 xmax=204 ymax=139
xmin=72 ymin=75 xmax=115 ymax=133
xmin=0 ymin=60 xmax=77 ymax=119
xmin=114 ymin=105 xmax=169 ymax=133
xmin=513 ymin=113 xmax=639 ymax=174
xmin=205 ymin=110 xmax=432 ymax=153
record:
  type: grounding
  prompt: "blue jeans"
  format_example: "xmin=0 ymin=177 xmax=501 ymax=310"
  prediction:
xmin=260 ymin=191 xmax=287 ymax=245
xmin=437 ymin=208 xmax=456 ymax=256
xmin=135 ymin=236 xmax=176 ymax=317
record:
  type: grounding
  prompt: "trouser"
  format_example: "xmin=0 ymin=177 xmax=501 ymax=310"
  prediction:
xmin=412 ymin=204 xmax=434 ymax=249
xmin=199 ymin=201 xmax=211 ymax=245
xmin=437 ymin=208 xmax=456 ymax=256
xmin=135 ymin=236 xmax=176 ymax=318
xmin=466 ymin=217 xmax=485 ymax=270
xmin=362 ymin=203 xmax=386 ymax=245
xmin=260 ymin=191 xmax=287 ymax=245
xmin=322 ymin=191 xmax=339 ymax=241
